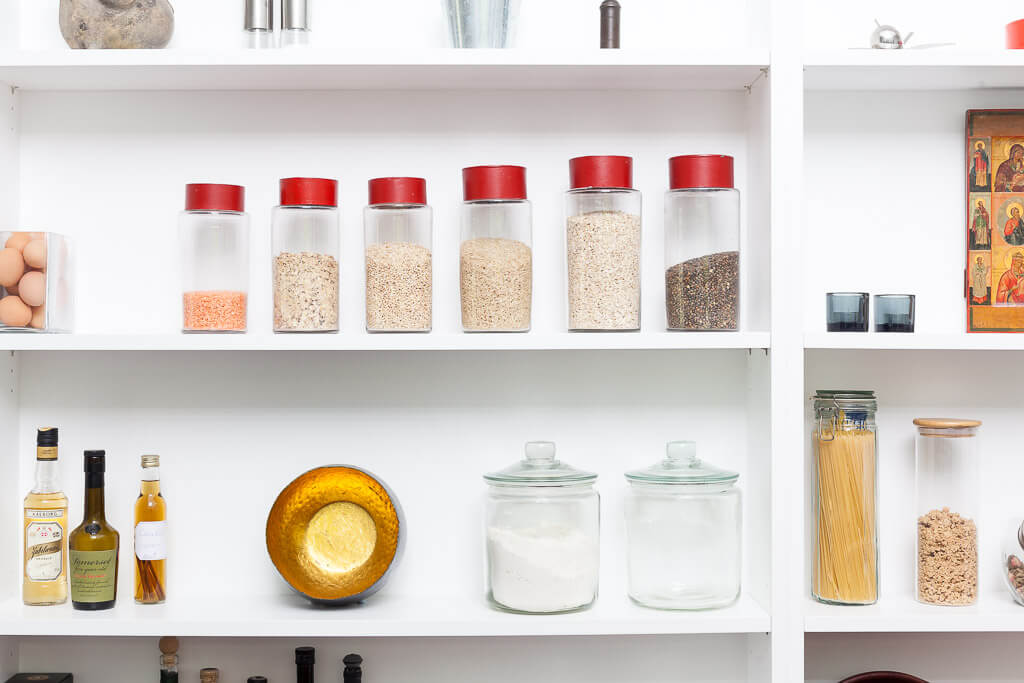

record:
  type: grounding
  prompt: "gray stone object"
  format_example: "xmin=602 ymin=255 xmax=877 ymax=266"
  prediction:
xmin=60 ymin=0 xmax=175 ymax=49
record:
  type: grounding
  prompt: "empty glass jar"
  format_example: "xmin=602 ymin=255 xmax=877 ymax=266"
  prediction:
xmin=179 ymin=184 xmax=250 ymax=333
xmin=664 ymin=155 xmax=740 ymax=331
xmin=625 ymin=441 xmax=741 ymax=609
xmin=483 ymin=442 xmax=599 ymax=614
xmin=565 ymin=155 xmax=641 ymax=331
xmin=460 ymin=165 xmax=533 ymax=332
xmin=914 ymin=418 xmax=981 ymax=606
xmin=363 ymin=178 xmax=432 ymax=332
xmin=272 ymin=178 xmax=339 ymax=333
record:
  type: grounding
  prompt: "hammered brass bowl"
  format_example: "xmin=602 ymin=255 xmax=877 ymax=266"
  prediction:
xmin=266 ymin=466 xmax=405 ymax=605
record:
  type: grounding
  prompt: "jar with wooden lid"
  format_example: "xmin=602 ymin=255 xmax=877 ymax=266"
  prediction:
xmin=811 ymin=390 xmax=878 ymax=605
xmin=914 ymin=418 xmax=981 ymax=606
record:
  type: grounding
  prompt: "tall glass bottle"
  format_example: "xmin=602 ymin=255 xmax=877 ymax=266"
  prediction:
xmin=135 ymin=455 xmax=167 ymax=604
xmin=296 ymin=646 xmax=315 ymax=683
xmin=69 ymin=450 xmax=120 ymax=610
xmin=23 ymin=426 xmax=68 ymax=605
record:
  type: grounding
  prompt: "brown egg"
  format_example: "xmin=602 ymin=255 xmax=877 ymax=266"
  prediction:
xmin=29 ymin=305 xmax=45 ymax=329
xmin=0 ymin=248 xmax=25 ymax=287
xmin=0 ymin=295 xmax=31 ymax=327
xmin=17 ymin=271 xmax=45 ymax=307
xmin=4 ymin=232 xmax=31 ymax=252
xmin=22 ymin=239 xmax=47 ymax=269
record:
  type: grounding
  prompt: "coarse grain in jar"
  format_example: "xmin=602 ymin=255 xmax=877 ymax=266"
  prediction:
xmin=484 ymin=442 xmax=599 ymax=614
xmin=460 ymin=165 xmax=532 ymax=332
xmin=272 ymin=178 xmax=340 ymax=332
xmin=179 ymin=184 xmax=250 ymax=333
xmin=364 ymin=178 xmax=432 ymax=332
xmin=565 ymin=155 xmax=641 ymax=331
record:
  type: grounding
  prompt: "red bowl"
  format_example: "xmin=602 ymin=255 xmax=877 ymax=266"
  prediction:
xmin=840 ymin=673 xmax=928 ymax=683
xmin=1008 ymin=18 xmax=1024 ymax=48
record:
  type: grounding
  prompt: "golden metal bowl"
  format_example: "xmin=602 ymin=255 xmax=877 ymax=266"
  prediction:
xmin=266 ymin=466 xmax=405 ymax=605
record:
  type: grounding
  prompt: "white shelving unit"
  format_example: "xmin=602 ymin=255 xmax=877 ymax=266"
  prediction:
xmin=5 ymin=0 xmax=1024 ymax=681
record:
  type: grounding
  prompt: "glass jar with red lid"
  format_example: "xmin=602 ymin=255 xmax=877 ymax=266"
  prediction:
xmin=272 ymin=177 xmax=339 ymax=333
xmin=565 ymin=155 xmax=641 ymax=331
xmin=179 ymin=183 xmax=250 ymax=333
xmin=460 ymin=165 xmax=532 ymax=332
xmin=363 ymin=178 xmax=432 ymax=332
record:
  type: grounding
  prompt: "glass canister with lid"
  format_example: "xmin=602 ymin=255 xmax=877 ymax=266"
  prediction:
xmin=913 ymin=418 xmax=981 ymax=606
xmin=812 ymin=390 xmax=878 ymax=605
xmin=483 ymin=441 xmax=599 ymax=614
xmin=624 ymin=441 xmax=741 ymax=610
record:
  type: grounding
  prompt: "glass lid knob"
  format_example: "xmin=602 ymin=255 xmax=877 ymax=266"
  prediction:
xmin=666 ymin=440 xmax=699 ymax=466
xmin=525 ymin=441 xmax=556 ymax=463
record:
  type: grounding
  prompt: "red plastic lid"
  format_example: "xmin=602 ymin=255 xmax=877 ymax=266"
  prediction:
xmin=462 ymin=165 xmax=527 ymax=201
xmin=368 ymin=177 xmax=427 ymax=206
xmin=1008 ymin=19 xmax=1024 ymax=48
xmin=669 ymin=155 xmax=734 ymax=189
xmin=185 ymin=183 xmax=245 ymax=212
xmin=569 ymin=155 xmax=633 ymax=190
xmin=280 ymin=177 xmax=338 ymax=207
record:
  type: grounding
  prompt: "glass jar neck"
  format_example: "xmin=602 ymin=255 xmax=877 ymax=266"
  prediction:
xmin=83 ymin=476 xmax=106 ymax=521
xmin=32 ymin=458 xmax=61 ymax=494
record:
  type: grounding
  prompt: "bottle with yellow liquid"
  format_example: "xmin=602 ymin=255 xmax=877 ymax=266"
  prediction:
xmin=23 ymin=427 xmax=69 ymax=606
xmin=135 ymin=454 xmax=167 ymax=604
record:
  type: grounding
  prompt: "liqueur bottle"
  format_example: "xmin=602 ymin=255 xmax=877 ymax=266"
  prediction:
xmin=342 ymin=654 xmax=363 ymax=683
xmin=296 ymin=647 xmax=314 ymax=683
xmin=23 ymin=427 xmax=69 ymax=606
xmin=69 ymin=451 xmax=120 ymax=610
xmin=135 ymin=455 xmax=167 ymax=604
xmin=159 ymin=636 xmax=179 ymax=683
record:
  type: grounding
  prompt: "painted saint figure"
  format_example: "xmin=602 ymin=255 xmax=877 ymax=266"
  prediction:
xmin=971 ymin=256 xmax=990 ymax=304
xmin=996 ymin=143 xmax=1024 ymax=192
xmin=1006 ymin=205 xmax=1024 ymax=246
xmin=997 ymin=251 xmax=1024 ymax=304
xmin=970 ymin=141 xmax=990 ymax=190
xmin=971 ymin=199 xmax=990 ymax=248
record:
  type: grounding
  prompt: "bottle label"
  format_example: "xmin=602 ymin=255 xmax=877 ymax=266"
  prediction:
xmin=70 ymin=549 xmax=117 ymax=603
xmin=135 ymin=521 xmax=167 ymax=561
xmin=25 ymin=513 xmax=63 ymax=582
xmin=36 ymin=446 xmax=57 ymax=461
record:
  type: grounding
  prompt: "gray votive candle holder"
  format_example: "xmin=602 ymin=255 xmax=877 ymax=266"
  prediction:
xmin=874 ymin=294 xmax=915 ymax=333
xmin=826 ymin=292 xmax=869 ymax=332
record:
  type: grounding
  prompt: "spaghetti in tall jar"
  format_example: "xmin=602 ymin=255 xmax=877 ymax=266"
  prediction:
xmin=812 ymin=390 xmax=878 ymax=605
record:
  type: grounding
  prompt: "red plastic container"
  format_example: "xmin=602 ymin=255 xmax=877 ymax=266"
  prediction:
xmin=1007 ymin=19 xmax=1024 ymax=48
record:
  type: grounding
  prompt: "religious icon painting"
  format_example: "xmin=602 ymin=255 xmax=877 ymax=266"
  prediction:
xmin=967 ymin=110 xmax=1024 ymax=331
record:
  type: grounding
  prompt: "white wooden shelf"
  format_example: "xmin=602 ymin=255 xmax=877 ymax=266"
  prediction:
xmin=804 ymin=595 xmax=1024 ymax=633
xmin=0 ymin=331 xmax=770 ymax=352
xmin=803 ymin=332 xmax=1024 ymax=351
xmin=804 ymin=49 xmax=1024 ymax=90
xmin=0 ymin=593 xmax=769 ymax=638
xmin=0 ymin=49 xmax=769 ymax=91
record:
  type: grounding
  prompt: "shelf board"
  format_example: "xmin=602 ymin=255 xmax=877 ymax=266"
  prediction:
xmin=0 ymin=331 xmax=770 ymax=352
xmin=804 ymin=49 xmax=1024 ymax=90
xmin=805 ymin=595 xmax=1024 ymax=633
xmin=0 ymin=49 xmax=769 ymax=91
xmin=0 ymin=593 xmax=769 ymax=638
xmin=804 ymin=332 xmax=1024 ymax=351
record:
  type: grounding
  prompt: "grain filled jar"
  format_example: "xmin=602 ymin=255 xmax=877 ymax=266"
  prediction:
xmin=483 ymin=441 xmax=599 ymax=613
xmin=272 ymin=178 xmax=340 ymax=332
xmin=624 ymin=441 xmax=741 ymax=609
xmin=179 ymin=184 xmax=250 ymax=332
xmin=812 ymin=390 xmax=878 ymax=605
xmin=913 ymin=418 xmax=980 ymax=606
xmin=664 ymin=155 xmax=740 ymax=331
xmin=565 ymin=155 xmax=641 ymax=331
xmin=363 ymin=178 xmax=432 ymax=332
xmin=460 ymin=165 xmax=532 ymax=332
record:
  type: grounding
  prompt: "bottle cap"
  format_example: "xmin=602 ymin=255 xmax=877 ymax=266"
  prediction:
xmin=142 ymin=454 xmax=160 ymax=468
xmin=296 ymin=646 xmax=315 ymax=665
xmin=158 ymin=636 xmax=179 ymax=655
xmin=283 ymin=0 xmax=310 ymax=30
xmin=668 ymin=154 xmax=734 ymax=189
xmin=368 ymin=177 xmax=427 ymax=206
xmin=569 ymin=155 xmax=633 ymax=189
xmin=84 ymin=451 xmax=105 ymax=472
xmin=280 ymin=177 xmax=338 ymax=207
xmin=244 ymin=0 xmax=273 ymax=31
xmin=37 ymin=427 xmax=58 ymax=447
xmin=343 ymin=653 xmax=363 ymax=683
xmin=462 ymin=165 xmax=527 ymax=201
xmin=185 ymin=184 xmax=245 ymax=212
xmin=247 ymin=678 xmax=268 ymax=683
xmin=200 ymin=668 xmax=219 ymax=683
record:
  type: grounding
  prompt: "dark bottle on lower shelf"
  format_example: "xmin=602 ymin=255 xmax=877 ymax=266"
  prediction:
xmin=69 ymin=451 xmax=120 ymax=611
xmin=159 ymin=636 xmax=179 ymax=683
xmin=247 ymin=678 xmax=268 ymax=683
xmin=296 ymin=647 xmax=314 ymax=683
xmin=343 ymin=655 xmax=362 ymax=683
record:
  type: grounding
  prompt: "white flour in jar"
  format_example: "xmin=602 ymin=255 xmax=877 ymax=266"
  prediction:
xmin=486 ymin=524 xmax=599 ymax=613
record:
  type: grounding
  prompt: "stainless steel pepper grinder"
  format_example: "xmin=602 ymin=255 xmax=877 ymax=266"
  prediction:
xmin=281 ymin=0 xmax=311 ymax=47
xmin=600 ymin=0 xmax=620 ymax=48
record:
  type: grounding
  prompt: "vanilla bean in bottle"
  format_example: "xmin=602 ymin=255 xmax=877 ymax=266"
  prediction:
xmin=135 ymin=454 xmax=167 ymax=604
